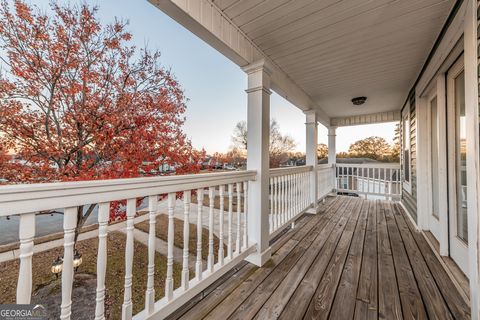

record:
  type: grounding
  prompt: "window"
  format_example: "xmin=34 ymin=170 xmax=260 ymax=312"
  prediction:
xmin=402 ymin=106 xmax=411 ymax=192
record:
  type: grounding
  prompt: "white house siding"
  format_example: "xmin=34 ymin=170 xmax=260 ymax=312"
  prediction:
xmin=401 ymin=93 xmax=418 ymax=222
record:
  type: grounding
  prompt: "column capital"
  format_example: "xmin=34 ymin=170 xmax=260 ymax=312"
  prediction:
xmin=245 ymin=87 xmax=272 ymax=95
xmin=243 ymin=59 xmax=272 ymax=95
xmin=241 ymin=59 xmax=273 ymax=76
xmin=328 ymin=126 xmax=337 ymax=136
xmin=304 ymin=109 xmax=318 ymax=124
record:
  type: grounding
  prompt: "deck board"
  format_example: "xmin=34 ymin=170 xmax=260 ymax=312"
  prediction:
xmin=377 ymin=201 xmax=403 ymax=319
xmin=384 ymin=202 xmax=427 ymax=319
xmin=172 ymin=196 xmax=471 ymax=320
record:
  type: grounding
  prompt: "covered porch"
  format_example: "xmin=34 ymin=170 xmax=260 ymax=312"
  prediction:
xmin=2 ymin=0 xmax=480 ymax=319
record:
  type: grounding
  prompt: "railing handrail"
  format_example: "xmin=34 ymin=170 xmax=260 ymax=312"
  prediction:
xmin=269 ymin=165 xmax=313 ymax=177
xmin=317 ymin=164 xmax=334 ymax=170
xmin=0 ymin=170 xmax=257 ymax=216
xmin=336 ymin=163 xmax=400 ymax=169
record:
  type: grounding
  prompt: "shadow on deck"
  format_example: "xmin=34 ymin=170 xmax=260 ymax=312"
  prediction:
xmin=167 ymin=196 xmax=471 ymax=320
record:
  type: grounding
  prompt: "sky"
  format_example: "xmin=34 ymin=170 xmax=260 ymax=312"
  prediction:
xmin=20 ymin=0 xmax=396 ymax=154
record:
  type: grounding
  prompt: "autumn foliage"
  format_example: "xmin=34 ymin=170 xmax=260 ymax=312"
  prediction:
xmin=0 ymin=1 xmax=203 ymax=222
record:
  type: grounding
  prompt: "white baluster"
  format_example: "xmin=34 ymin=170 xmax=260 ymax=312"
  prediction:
xmin=355 ymin=167 xmax=360 ymax=192
xmin=16 ymin=213 xmax=35 ymax=304
xmin=122 ymin=199 xmax=136 ymax=320
xmin=299 ymin=171 xmax=306 ymax=211
xmin=278 ymin=176 xmax=282 ymax=226
xmin=182 ymin=191 xmax=191 ymax=290
xmin=166 ymin=193 xmax=175 ymax=301
xmin=336 ymin=166 xmax=339 ymax=190
xmin=273 ymin=176 xmax=278 ymax=231
xmin=305 ymin=171 xmax=309 ymax=208
xmin=307 ymin=171 xmax=310 ymax=206
xmin=367 ymin=168 xmax=371 ymax=195
xmin=279 ymin=176 xmax=282 ymax=226
xmin=297 ymin=173 xmax=301 ymax=212
xmin=218 ymin=186 xmax=225 ymax=265
xmin=227 ymin=184 xmax=233 ymax=259
xmin=292 ymin=174 xmax=296 ymax=215
xmin=301 ymin=172 xmax=305 ymax=210
xmin=286 ymin=175 xmax=290 ymax=220
xmin=208 ymin=187 xmax=215 ymax=272
xmin=242 ymin=181 xmax=248 ymax=250
xmin=95 ymin=202 xmax=110 ymax=320
xmin=236 ymin=182 xmax=242 ymax=253
xmin=196 ymin=189 xmax=204 ymax=280
xmin=306 ymin=172 xmax=310 ymax=207
xmin=281 ymin=176 xmax=285 ymax=226
xmin=295 ymin=173 xmax=299 ymax=213
xmin=289 ymin=174 xmax=293 ymax=218
xmin=269 ymin=177 xmax=273 ymax=233
xmin=145 ymin=196 xmax=158 ymax=313
xmin=281 ymin=176 xmax=287 ymax=226
xmin=60 ymin=207 xmax=78 ymax=320
xmin=293 ymin=174 xmax=296 ymax=215
xmin=287 ymin=175 xmax=292 ymax=221
xmin=363 ymin=167 xmax=367 ymax=194
xmin=383 ymin=168 xmax=387 ymax=197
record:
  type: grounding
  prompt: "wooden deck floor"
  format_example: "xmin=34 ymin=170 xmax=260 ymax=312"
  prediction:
xmin=169 ymin=196 xmax=471 ymax=320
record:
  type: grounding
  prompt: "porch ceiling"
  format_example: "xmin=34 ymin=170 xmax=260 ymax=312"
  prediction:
xmin=150 ymin=0 xmax=454 ymax=123
xmin=212 ymin=0 xmax=454 ymax=119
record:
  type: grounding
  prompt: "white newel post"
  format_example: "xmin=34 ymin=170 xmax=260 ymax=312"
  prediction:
xmin=328 ymin=126 xmax=337 ymax=190
xmin=242 ymin=59 xmax=272 ymax=267
xmin=464 ymin=1 xmax=480 ymax=318
xmin=16 ymin=213 xmax=35 ymax=304
xmin=305 ymin=110 xmax=319 ymax=213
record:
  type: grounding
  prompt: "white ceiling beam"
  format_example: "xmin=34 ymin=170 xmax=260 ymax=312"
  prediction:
xmin=330 ymin=111 xmax=401 ymax=127
xmin=148 ymin=0 xmax=330 ymax=126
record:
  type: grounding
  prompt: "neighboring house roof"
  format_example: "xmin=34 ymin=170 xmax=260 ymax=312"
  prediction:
xmin=318 ymin=157 xmax=380 ymax=165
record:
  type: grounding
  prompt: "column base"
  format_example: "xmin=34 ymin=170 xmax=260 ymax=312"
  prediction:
xmin=306 ymin=205 xmax=321 ymax=214
xmin=245 ymin=246 xmax=272 ymax=267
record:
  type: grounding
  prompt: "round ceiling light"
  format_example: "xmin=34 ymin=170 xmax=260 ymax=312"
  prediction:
xmin=351 ymin=96 xmax=367 ymax=106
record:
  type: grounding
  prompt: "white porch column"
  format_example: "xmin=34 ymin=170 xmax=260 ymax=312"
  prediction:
xmin=305 ymin=110 xmax=319 ymax=213
xmin=328 ymin=127 xmax=337 ymax=191
xmin=328 ymin=127 xmax=337 ymax=165
xmin=464 ymin=1 xmax=480 ymax=318
xmin=242 ymin=60 xmax=272 ymax=267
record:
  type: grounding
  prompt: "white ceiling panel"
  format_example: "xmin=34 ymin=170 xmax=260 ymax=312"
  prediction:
xmin=211 ymin=0 xmax=455 ymax=118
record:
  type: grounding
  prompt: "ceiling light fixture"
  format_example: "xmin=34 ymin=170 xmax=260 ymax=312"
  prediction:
xmin=351 ymin=96 xmax=367 ymax=106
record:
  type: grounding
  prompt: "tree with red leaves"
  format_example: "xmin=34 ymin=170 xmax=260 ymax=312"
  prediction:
xmin=0 ymin=1 xmax=203 ymax=243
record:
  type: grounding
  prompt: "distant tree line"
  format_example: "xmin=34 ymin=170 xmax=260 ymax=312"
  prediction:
xmin=213 ymin=122 xmax=401 ymax=168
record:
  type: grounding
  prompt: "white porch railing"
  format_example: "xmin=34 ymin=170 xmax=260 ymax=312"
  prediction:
xmin=268 ymin=166 xmax=312 ymax=238
xmin=0 ymin=164 xmax=344 ymax=319
xmin=335 ymin=163 xmax=401 ymax=200
xmin=0 ymin=171 xmax=256 ymax=320
xmin=317 ymin=164 xmax=336 ymax=200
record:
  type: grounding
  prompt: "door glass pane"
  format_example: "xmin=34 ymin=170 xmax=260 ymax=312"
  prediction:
xmin=431 ymin=97 xmax=439 ymax=219
xmin=455 ymin=71 xmax=467 ymax=243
